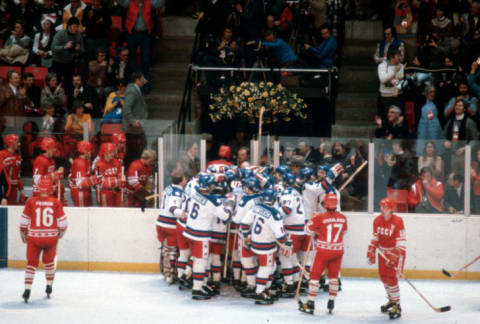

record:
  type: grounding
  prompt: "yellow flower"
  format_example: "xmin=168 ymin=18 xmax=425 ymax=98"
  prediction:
xmin=229 ymin=85 xmax=235 ymax=92
xmin=220 ymin=88 xmax=224 ymax=94
xmin=248 ymin=97 xmax=254 ymax=103
xmin=244 ymin=90 xmax=251 ymax=96
xmin=259 ymin=82 xmax=265 ymax=88
xmin=236 ymin=87 xmax=242 ymax=93
xmin=282 ymin=101 xmax=287 ymax=106
xmin=270 ymin=90 xmax=276 ymax=96
xmin=266 ymin=82 xmax=273 ymax=87
xmin=270 ymin=99 xmax=277 ymax=106
xmin=263 ymin=91 xmax=269 ymax=98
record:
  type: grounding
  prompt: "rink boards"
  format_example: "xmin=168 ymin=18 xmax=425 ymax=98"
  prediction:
xmin=2 ymin=206 xmax=480 ymax=280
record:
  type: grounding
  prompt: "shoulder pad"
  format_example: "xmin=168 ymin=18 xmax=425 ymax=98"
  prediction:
xmin=281 ymin=188 xmax=293 ymax=195
xmin=171 ymin=187 xmax=183 ymax=197
xmin=262 ymin=204 xmax=282 ymax=221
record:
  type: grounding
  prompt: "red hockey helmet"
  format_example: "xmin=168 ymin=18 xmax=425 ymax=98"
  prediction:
xmin=324 ymin=193 xmax=338 ymax=210
xmin=112 ymin=132 xmax=126 ymax=144
xmin=99 ymin=142 xmax=116 ymax=156
xmin=4 ymin=134 xmax=19 ymax=148
xmin=218 ymin=145 xmax=231 ymax=159
xmin=77 ymin=141 xmax=92 ymax=154
xmin=380 ymin=197 xmax=396 ymax=211
xmin=38 ymin=176 xmax=53 ymax=194
xmin=40 ymin=137 xmax=56 ymax=152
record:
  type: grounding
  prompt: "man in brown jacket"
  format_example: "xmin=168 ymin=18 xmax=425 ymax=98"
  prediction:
xmin=0 ymin=70 xmax=30 ymax=132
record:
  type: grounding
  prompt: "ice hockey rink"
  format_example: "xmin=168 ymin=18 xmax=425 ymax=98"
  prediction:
xmin=0 ymin=269 xmax=478 ymax=324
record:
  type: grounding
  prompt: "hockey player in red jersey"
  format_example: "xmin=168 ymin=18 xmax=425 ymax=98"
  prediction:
xmin=95 ymin=142 xmax=124 ymax=207
xmin=299 ymin=193 xmax=347 ymax=315
xmin=32 ymin=138 xmax=64 ymax=200
xmin=126 ymin=149 xmax=155 ymax=207
xmin=367 ymin=197 xmax=406 ymax=320
xmin=69 ymin=141 xmax=100 ymax=207
xmin=0 ymin=134 xmax=27 ymax=205
xmin=20 ymin=176 xmax=68 ymax=303
xmin=112 ymin=132 xmax=127 ymax=165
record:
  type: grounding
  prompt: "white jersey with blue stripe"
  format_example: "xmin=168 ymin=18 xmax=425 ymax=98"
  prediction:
xmin=249 ymin=203 xmax=288 ymax=255
xmin=236 ymin=193 xmax=262 ymax=235
xmin=156 ymin=184 xmax=184 ymax=229
xmin=279 ymin=187 xmax=305 ymax=234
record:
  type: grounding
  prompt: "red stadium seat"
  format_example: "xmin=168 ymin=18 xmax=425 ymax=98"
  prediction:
xmin=111 ymin=16 xmax=123 ymax=31
xmin=0 ymin=66 xmax=22 ymax=84
xmin=24 ymin=66 xmax=49 ymax=88
xmin=387 ymin=188 xmax=409 ymax=213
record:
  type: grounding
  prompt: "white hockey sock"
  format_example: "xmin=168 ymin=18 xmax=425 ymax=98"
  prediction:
xmin=241 ymin=256 xmax=257 ymax=287
xmin=177 ymin=249 xmax=190 ymax=278
xmin=211 ymin=253 xmax=222 ymax=282
xmin=232 ymin=249 xmax=241 ymax=280
xmin=279 ymin=254 xmax=294 ymax=285
xmin=291 ymin=253 xmax=300 ymax=282
xmin=308 ymin=279 xmax=320 ymax=302
xmin=256 ymin=265 xmax=272 ymax=294
xmin=44 ymin=262 xmax=56 ymax=283
xmin=24 ymin=265 xmax=36 ymax=289
xmin=386 ymin=284 xmax=400 ymax=303
xmin=192 ymin=257 xmax=208 ymax=291
xmin=186 ymin=258 xmax=193 ymax=278
xmin=329 ymin=278 xmax=339 ymax=297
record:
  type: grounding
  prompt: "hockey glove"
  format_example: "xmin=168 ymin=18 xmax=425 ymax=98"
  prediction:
xmin=280 ymin=240 xmax=293 ymax=257
xmin=384 ymin=248 xmax=403 ymax=270
xmin=53 ymin=169 xmax=64 ymax=181
xmin=243 ymin=237 xmax=252 ymax=249
xmin=133 ymin=186 xmax=151 ymax=202
xmin=83 ymin=175 xmax=101 ymax=188
xmin=367 ymin=244 xmax=376 ymax=265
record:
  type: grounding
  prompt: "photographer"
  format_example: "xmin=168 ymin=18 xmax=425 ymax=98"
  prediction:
xmin=378 ymin=48 xmax=405 ymax=119
xmin=252 ymin=29 xmax=298 ymax=67
xmin=51 ymin=17 xmax=85 ymax=96
xmin=300 ymin=24 xmax=337 ymax=68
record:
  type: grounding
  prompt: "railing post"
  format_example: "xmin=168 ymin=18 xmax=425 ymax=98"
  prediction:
xmin=200 ymin=139 xmax=207 ymax=172
xmin=465 ymin=144 xmax=471 ymax=216
xmin=368 ymin=141 xmax=375 ymax=214
xmin=273 ymin=140 xmax=280 ymax=167
xmin=158 ymin=137 xmax=164 ymax=199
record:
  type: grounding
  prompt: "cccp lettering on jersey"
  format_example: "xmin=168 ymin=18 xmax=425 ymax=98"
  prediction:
xmin=377 ymin=225 xmax=395 ymax=237
xmin=104 ymin=167 xmax=118 ymax=176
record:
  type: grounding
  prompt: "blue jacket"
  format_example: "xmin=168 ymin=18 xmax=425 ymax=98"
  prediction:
xmin=309 ymin=36 xmax=337 ymax=67
xmin=416 ymin=100 xmax=444 ymax=155
xmin=262 ymin=38 xmax=298 ymax=65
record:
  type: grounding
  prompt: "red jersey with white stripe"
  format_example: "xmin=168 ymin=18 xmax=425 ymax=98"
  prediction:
xmin=126 ymin=159 xmax=152 ymax=193
xmin=371 ymin=214 xmax=406 ymax=252
xmin=20 ymin=196 xmax=67 ymax=238
xmin=32 ymin=155 xmax=55 ymax=194
xmin=95 ymin=158 xmax=123 ymax=189
xmin=0 ymin=149 xmax=23 ymax=188
xmin=69 ymin=157 xmax=93 ymax=189
xmin=306 ymin=211 xmax=347 ymax=252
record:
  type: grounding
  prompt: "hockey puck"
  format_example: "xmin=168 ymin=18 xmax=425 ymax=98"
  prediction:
xmin=439 ymin=306 xmax=451 ymax=312
xmin=441 ymin=269 xmax=452 ymax=277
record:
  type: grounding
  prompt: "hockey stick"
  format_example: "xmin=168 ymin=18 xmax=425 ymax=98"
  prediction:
xmin=338 ymin=160 xmax=368 ymax=192
xmin=120 ymin=166 xmax=125 ymax=207
xmin=377 ymin=250 xmax=451 ymax=313
xmin=442 ymin=255 xmax=480 ymax=278
xmin=257 ymin=106 xmax=265 ymax=165
xmin=223 ymin=221 xmax=232 ymax=279
xmin=154 ymin=172 xmax=158 ymax=209
xmin=296 ymin=237 xmax=312 ymax=303
xmin=230 ymin=230 xmax=238 ymax=271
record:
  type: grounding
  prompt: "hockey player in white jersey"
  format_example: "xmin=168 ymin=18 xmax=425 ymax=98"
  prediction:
xmin=156 ymin=171 xmax=186 ymax=284
xmin=274 ymin=165 xmax=291 ymax=195
xmin=183 ymin=173 xmax=233 ymax=300
xmin=246 ymin=188 xmax=292 ymax=305
xmin=278 ymin=172 xmax=306 ymax=296
xmin=236 ymin=176 xmax=263 ymax=298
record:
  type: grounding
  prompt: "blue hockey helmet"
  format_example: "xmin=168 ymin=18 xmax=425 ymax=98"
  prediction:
xmin=262 ymin=174 xmax=275 ymax=189
xmin=262 ymin=188 xmax=277 ymax=205
xmin=283 ymin=172 xmax=296 ymax=187
xmin=243 ymin=176 xmax=260 ymax=193
xmin=299 ymin=167 xmax=315 ymax=181
xmin=275 ymin=165 xmax=291 ymax=176
xmin=240 ymin=168 xmax=254 ymax=180
xmin=224 ymin=169 xmax=237 ymax=182
xmin=198 ymin=173 xmax=215 ymax=190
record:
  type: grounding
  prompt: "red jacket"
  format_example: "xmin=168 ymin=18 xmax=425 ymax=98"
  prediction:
xmin=126 ymin=0 xmax=153 ymax=34
xmin=408 ymin=178 xmax=444 ymax=212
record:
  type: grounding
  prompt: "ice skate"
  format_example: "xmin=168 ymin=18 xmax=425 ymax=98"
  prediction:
xmin=381 ymin=300 xmax=395 ymax=313
xmin=203 ymin=284 xmax=216 ymax=297
xmin=254 ymin=291 xmax=273 ymax=305
xmin=22 ymin=289 xmax=31 ymax=303
xmin=280 ymin=283 xmax=295 ymax=298
xmin=232 ymin=280 xmax=243 ymax=292
xmin=298 ymin=300 xmax=315 ymax=314
xmin=192 ymin=289 xmax=211 ymax=300
xmin=240 ymin=286 xmax=256 ymax=298
xmin=327 ymin=299 xmax=334 ymax=314
xmin=388 ymin=303 xmax=402 ymax=319
xmin=46 ymin=285 xmax=52 ymax=298
xmin=178 ymin=275 xmax=192 ymax=290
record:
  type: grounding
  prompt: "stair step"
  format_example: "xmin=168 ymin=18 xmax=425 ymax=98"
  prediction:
xmin=338 ymin=80 xmax=378 ymax=93
xmin=344 ymin=20 xmax=383 ymax=41
xmin=162 ymin=17 xmax=197 ymax=37
xmin=335 ymin=106 xmax=376 ymax=121
xmin=331 ymin=124 xmax=376 ymax=138
xmin=336 ymin=93 xmax=377 ymax=110
xmin=342 ymin=39 xmax=379 ymax=58
xmin=148 ymin=104 xmax=181 ymax=120
xmin=146 ymin=92 xmax=184 ymax=106
xmin=341 ymin=56 xmax=377 ymax=67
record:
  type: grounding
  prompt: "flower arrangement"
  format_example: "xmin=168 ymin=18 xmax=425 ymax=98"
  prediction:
xmin=209 ymin=82 xmax=308 ymax=124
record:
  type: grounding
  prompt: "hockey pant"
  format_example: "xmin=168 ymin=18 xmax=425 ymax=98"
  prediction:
xmin=25 ymin=237 xmax=58 ymax=289
xmin=176 ymin=223 xmax=191 ymax=279
xmin=280 ymin=234 xmax=305 ymax=283
xmin=378 ymin=250 xmax=405 ymax=303
xmin=70 ymin=189 xmax=93 ymax=207
xmin=298 ymin=235 xmax=314 ymax=274
xmin=188 ymin=239 xmax=210 ymax=290
xmin=240 ymin=238 xmax=257 ymax=288
xmin=100 ymin=189 xmax=122 ymax=207
xmin=255 ymin=253 xmax=276 ymax=294
xmin=7 ymin=185 xmax=20 ymax=205
xmin=309 ymin=249 xmax=343 ymax=301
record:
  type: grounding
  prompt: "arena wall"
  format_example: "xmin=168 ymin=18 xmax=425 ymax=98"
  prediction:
xmin=5 ymin=207 xmax=480 ymax=280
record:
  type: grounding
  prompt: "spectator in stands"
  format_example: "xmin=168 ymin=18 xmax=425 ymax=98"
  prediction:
xmin=23 ymin=72 xmax=41 ymax=113
xmin=103 ymin=79 xmax=126 ymax=125
xmin=462 ymin=0 xmax=480 ymax=64
xmin=444 ymin=172 xmax=464 ymax=214
xmin=68 ymin=74 xmax=100 ymax=118
xmin=393 ymin=0 xmax=413 ymax=35
xmin=34 ymin=0 xmax=63 ymax=33
xmin=123 ymin=71 xmax=148 ymax=167
xmin=258 ymin=29 xmax=298 ymax=67
xmin=179 ymin=139 xmax=200 ymax=180
xmin=32 ymin=17 xmax=55 ymax=68
xmin=5 ymin=20 xmax=32 ymax=51
xmin=87 ymin=47 xmax=109 ymax=102
xmin=62 ymin=0 xmax=87 ymax=33
xmin=408 ymin=166 xmax=444 ymax=213
xmin=236 ymin=0 xmax=265 ymax=66
xmin=471 ymin=146 xmax=480 ymax=214
xmin=301 ymin=24 xmax=337 ymax=68
xmin=41 ymin=72 xmax=67 ymax=117
xmin=297 ymin=139 xmax=321 ymax=165
xmin=331 ymin=141 xmax=347 ymax=166
xmin=444 ymin=98 xmax=478 ymax=171
xmin=7 ymin=0 xmax=36 ymax=36
xmin=107 ymin=47 xmax=134 ymax=86
xmin=418 ymin=141 xmax=444 ymax=181
xmin=39 ymin=99 xmax=56 ymax=135
xmin=119 ymin=0 xmax=164 ymax=93
xmin=416 ymin=86 xmax=444 ymax=155
xmin=444 ymin=80 xmax=478 ymax=119
xmin=196 ymin=0 xmax=229 ymax=36
xmin=203 ymin=27 xmax=240 ymax=84
xmin=467 ymin=60 xmax=480 ymax=99
xmin=236 ymin=146 xmax=250 ymax=165
xmin=51 ymin=17 xmax=85 ymax=96
xmin=82 ymin=0 xmax=112 ymax=61
xmin=375 ymin=105 xmax=409 ymax=140
xmin=430 ymin=6 xmax=453 ymax=38
xmin=377 ymin=48 xmax=404 ymax=119
xmin=65 ymin=100 xmax=94 ymax=139
xmin=0 ymin=70 xmax=28 ymax=131
xmin=374 ymin=26 xmax=405 ymax=65
xmin=386 ymin=140 xmax=416 ymax=190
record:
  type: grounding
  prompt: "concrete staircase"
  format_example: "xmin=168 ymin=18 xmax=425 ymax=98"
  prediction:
xmin=332 ymin=20 xmax=383 ymax=138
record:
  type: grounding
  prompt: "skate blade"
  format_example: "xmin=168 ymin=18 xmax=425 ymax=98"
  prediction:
xmin=255 ymin=300 xmax=274 ymax=305
xmin=192 ymin=296 xmax=211 ymax=300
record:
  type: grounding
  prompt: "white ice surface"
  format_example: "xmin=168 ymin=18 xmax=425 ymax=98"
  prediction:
xmin=0 ymin=269 xmax=478 ymax=324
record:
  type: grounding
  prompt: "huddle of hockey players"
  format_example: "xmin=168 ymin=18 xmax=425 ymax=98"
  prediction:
xmin=155 ymin=156 xmax=408 ymax=320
